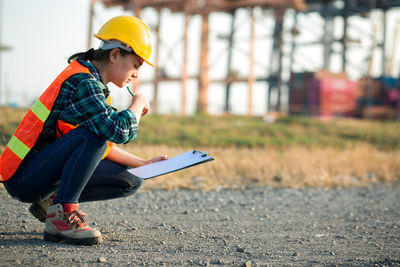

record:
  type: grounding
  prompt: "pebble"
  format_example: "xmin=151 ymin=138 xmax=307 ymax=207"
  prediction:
xmin=237 ymin=247 xmax=247 ymax=253
xmin=97 ymin=257 xmax=107 ymax=263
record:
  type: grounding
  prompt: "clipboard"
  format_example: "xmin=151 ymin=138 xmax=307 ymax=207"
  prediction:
xmin=128 ymin=150 xmax=214 ymax=180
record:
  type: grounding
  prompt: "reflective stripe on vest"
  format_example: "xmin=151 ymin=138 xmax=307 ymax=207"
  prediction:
xmin=31 ymin=99 xmax=51 ymax=123
xmin=7 ymin=135 xmax=30 ymax=159
xmin=0 ymin=60 xmax=92 ymax=182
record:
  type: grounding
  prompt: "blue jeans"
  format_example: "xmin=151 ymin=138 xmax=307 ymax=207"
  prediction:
xmin=4 ymin=126 xmax=142 ymax=204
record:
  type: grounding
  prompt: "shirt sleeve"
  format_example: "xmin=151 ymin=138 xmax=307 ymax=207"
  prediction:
xmin=61 ymin=77 xmax=138 ymax=144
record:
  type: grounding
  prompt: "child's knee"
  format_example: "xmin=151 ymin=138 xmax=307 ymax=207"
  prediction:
xmin=123 ymin=174 xmax=142 ymax=196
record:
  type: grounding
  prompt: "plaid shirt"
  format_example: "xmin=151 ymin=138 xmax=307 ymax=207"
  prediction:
xmin=28 ymin=60 xmax=137 ymax=159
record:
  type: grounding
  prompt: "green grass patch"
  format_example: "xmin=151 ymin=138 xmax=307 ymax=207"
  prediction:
xmin=135 ymin=113 xmax=399 ymax=150
xmin=1 ymin=107 xmax=399 ymax=151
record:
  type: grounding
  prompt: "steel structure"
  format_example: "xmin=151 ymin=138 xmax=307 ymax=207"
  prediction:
xmin=92 ymin=0 xmax=400 ymax=115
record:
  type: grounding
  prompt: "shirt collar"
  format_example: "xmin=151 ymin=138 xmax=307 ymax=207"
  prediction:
xmin=77 ymin=59 xmax=110 ymax=96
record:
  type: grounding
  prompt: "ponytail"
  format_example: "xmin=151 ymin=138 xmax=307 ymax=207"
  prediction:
xmin=68 ymin=48 xmax=95 ymax=63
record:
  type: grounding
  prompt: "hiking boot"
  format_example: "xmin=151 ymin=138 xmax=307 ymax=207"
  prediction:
xmin=29 ymin=198 xmax=53 ymax=223
xmin=44 ymin=203 xmax=102 ymax=245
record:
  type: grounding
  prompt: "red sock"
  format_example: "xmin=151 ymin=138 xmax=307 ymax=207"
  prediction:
xmin=63 ymin=203 xmax=79 ymax=213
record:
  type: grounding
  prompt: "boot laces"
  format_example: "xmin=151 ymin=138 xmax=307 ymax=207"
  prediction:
xmin=65 ymin=211 xmax=88 ymax=228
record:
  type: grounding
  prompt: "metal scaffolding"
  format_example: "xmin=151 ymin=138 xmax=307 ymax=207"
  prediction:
xmin=92 ymin=0 xmax=400 ymax=115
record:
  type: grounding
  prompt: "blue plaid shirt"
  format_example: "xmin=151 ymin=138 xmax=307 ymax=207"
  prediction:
xmin=29 ymin=60 xmax=137 ymax=159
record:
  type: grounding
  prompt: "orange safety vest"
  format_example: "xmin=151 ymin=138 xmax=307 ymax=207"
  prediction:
xmin=0 ymin=60 xmax=113 ymax=182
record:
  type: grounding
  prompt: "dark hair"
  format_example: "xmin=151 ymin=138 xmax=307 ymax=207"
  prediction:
xmin=68 ymin=48 xmax=135 ymax=63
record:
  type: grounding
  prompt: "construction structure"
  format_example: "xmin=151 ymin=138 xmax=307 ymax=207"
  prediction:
xmin=92 ymin=0 xmax=400 ymax=117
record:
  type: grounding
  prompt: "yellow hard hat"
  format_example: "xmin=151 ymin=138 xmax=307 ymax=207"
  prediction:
xmin=94 ymin=16 xmax=155 ymax=67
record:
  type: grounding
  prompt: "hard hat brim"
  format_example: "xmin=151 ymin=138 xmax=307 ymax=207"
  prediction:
xmin=143 ymin=58 xmax=156 ymax=68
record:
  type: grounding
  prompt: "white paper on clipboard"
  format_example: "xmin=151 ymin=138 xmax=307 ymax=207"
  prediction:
xmin=128 ymin=150 xmax=214 ymax=180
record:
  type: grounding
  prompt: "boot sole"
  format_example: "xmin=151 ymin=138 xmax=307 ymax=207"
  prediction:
xmin=29 ymin=203 xmax=46 ymax=223
xmin=44 ymin=231 xmax=103 ymax=246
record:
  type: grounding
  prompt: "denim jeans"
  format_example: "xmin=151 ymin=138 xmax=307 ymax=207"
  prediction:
xmin=4 ymin=126 xmax=142 ymax=204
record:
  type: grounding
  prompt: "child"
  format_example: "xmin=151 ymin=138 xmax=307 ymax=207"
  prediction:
xmin=0 ymin=16 xmax=167 ymax=245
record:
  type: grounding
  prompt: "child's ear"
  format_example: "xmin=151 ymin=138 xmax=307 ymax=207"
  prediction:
xmin=109 ymin=48 xmax=120 ymax=63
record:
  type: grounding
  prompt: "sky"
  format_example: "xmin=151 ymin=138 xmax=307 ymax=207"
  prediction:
xmin=0 ymin=0 xmax=399 ymax=115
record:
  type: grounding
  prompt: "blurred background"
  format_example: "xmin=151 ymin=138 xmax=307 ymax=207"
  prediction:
xmin=1 ymin=0 xmax=400 ymax=119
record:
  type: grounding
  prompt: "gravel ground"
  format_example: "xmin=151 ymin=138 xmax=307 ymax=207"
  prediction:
xmin=0 ymin=185 xmax=400 ymax=266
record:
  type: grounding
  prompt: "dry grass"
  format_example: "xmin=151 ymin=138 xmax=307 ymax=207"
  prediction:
xmin=1 ymin=142 xmax=398 ymax=191
xmin=122 ymin=144 xmax=400 ymax=191
xmin=1 ymin=107 xmax=399 ymax=191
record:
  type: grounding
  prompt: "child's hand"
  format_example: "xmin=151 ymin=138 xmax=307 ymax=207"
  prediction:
xmin=129 ymin=94 xmax=150 ymax=119
xmin=148 ymin=155 xmax=168 ymax=164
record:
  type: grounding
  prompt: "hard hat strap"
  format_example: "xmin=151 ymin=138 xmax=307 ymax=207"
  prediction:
xmin=99 ymin=40 xmax=133 ymax=53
